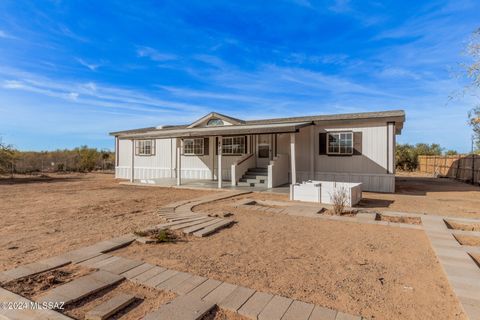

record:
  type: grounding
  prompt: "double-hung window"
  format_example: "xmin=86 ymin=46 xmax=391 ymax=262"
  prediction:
xmin=135 ymin=140 xmax=155 ymax=156
xmin=327 ymin=132 xmax=353 ymax=155
xmin=222 ymin=136 xmax=245 ymax=155
xmin=184 ymin=138 xmax=204 ymax=155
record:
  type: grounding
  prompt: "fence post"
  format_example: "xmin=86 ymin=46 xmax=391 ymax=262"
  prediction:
xmin=472 ymin=154 xmax=476 ymax=185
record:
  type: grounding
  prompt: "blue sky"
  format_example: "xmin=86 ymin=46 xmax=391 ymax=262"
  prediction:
xmin=0 ymin=0 xmax=479 ymax=152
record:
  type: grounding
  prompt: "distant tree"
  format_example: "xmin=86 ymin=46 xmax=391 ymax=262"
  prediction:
xmin=0 ymin=139 xmax=15 ymax=174
xmin=444 ymin=149 xmax=458 ymax=156
xmin=396 ymin=143 xmax=444 ymax=171
xmin=464 ymin=28 xmax=480 ymax=152
xmin=76 ymin=146 xmax=98 ymax=172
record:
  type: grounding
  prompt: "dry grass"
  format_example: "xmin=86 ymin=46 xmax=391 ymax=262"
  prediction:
xmin=375 ymin=213 xmax=422 ymax=225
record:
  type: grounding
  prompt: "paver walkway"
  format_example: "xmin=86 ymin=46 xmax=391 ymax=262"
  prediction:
xmin=143 ymin=191 xmax=250 ymax=237
xmin=422 ymin=215 xmax=480 ymax=320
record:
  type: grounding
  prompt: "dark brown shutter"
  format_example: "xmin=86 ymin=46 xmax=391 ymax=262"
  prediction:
xmin=244 ymin=135 xmax=247 ymax=154
xmin=319 ymin=133 xmax=327 ymax=155
xmin=215 ymin=137 xmax=218 ymax=155
xmin=204 ymin=138 xmax=209 ymax=155
xmin=353 ymin=132 xmax=362 ymax=155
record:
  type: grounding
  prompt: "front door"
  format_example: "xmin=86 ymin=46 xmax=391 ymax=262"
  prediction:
xmin=256 ymin=134 xmax=271 ymax=168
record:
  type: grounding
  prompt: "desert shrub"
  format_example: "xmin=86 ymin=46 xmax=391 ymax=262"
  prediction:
xmin=396 ymin=143 xmax=442 ymax=171
xmin=331 ymin=187 xmax=348 ymax=215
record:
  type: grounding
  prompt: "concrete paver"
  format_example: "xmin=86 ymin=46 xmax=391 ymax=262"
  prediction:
xmin=238 ymin=291 xmax=273 ymax=319
xmin=281 ymin=300 xmax=314 ymax=320
xmin=131 ymin=266 xmax=166 ymax=284
xmin=187 ymin=279 xmax=222 ymax=299
xmin=218 ymin=286 xmax=256 ymax=312
xmin=144 ymin=295 xmax=215 ymax=320
xmin=258 ymin=295 xmax=292 ymax=320
xmin=173 ymin=275 xmax=208 ymax=295
xmin=156 ymin=272 xmax=192 ymax=291
xmin=308 ymin=305 xmax=337 ymax=320
xmin=202 ymin=282 xmax=238 ymax=304
xmin=193 ymin=219 xmax=234 ymax=237
xmin=121 ymin=263 xmax=154 ymax=279
xmin=144 ymin=269 xmax=178 ymax=288
xmin=100 ymin=257 xmax=144 ymax=275
xmin=182 ymin=219 xmax=223 ymax=235
xmin=85 ymin=293 xmax=136 ymax=320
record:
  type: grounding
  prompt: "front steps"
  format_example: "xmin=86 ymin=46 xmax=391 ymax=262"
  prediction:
xmin=237 ymin=168 xmax=268 ymax=187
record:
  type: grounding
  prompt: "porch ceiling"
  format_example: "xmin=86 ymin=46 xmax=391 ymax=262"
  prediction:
xmin=119 ymin=121 xmax=313 ymax=139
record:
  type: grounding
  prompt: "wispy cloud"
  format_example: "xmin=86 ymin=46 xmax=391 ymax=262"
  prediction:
xmin=136 ymin=46 xmax=177 ymax=62
xmin=76 ymin=58 xmax=102 ymax=71
xmin=329 ymin=0 xmax=351 ymax=13
xmin=0 ymin=29 xmax=16 ymax=39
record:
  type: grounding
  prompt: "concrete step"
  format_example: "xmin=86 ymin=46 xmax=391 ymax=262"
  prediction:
xmin=237 ymin=182 xmax=267 ymax=187
xmin=240 ymin=177 xmax=266 ymax=182
xmin=243 ymin=174 xmax=268 ymax=180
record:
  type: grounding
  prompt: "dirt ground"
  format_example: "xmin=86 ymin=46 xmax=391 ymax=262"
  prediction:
xmin=358 ymin=173 xmax=480 ymax=218
xmin=0 ymin=173 xmax=472 ymax=319
xmin=116 ymin=201 xmax=466 ymax=320
xmin=0 ymin=173 xmax=211 ymax=271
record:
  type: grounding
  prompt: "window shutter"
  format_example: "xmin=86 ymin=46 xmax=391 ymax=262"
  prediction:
xmin=319 ymin=133 xmax=327 ymax=155
xmin=244 ymin=135 xmax=247 ymax=154
xmin=134 ymin=140 xmax=139 ymax=155
xmin=353 ymin=132 xmax=362 ymax=155
xmin=152 ymin=140 xmax=156 ymax=155
xmin=215 ymin=137 xmax=218 ymax=155
xmin=204 ymin=138 xmax=209 ymax=155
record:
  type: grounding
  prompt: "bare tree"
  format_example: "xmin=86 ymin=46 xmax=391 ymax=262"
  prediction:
xmin=465 ymin=28 xmax=480 ymax=151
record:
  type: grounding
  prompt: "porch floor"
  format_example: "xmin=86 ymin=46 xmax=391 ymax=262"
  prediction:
xmin=128 ymin=178 xmax=290 ymax=194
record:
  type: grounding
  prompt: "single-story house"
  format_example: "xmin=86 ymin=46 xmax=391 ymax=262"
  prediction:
xmin=110 ymin=109 xmax=405 ymax=193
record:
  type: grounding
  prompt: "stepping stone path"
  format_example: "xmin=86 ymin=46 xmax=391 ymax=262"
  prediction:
xmin=37 ymin=270 xmax=124 ymax=306
xmin=0 ymin=256 xmax=70 ymax=284
xmin=144 ymin=295 xmax=216 ymax=320
xmin=0 ymin=196 xmax=364 ymax=320
xmin=143 ymin=191 xmax=251 ymax=237
xmin=0 ymin=287 xmax=72 ymax=320
xmin=422 ymin=215 xmax=480 ymax=320
xmin=85 ymin=293 xmax=136 ymax=320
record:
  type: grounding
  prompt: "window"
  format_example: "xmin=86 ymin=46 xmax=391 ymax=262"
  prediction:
xmin=184 ymin=138 xmax=204 ymax=155
xmin=222 ymin=136 xmax=245 ymax=155
xmin=327 ymin=132 xmax=353 ymax=155
xmin=135 ymin=140 xmax=155 ymax=156
xmin=207 ymin=118 xmax=224 ymax=126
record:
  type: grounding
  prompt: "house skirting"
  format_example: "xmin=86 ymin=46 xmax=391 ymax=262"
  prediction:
xmin=115 ymin=166 xmax=232 ymax=181
xmin=297 ymin=171 xmax=395 ymax=193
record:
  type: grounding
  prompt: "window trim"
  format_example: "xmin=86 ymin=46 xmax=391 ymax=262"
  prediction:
xmin=135 ymin=139 xmax=156 ymax=156
xmin=222 ymin=136 xmax=246 ymax=155
xmin=326 ymin=132 xmax=353 ymax=155
xmin=183 ymin=138 xmax=204 ymax=156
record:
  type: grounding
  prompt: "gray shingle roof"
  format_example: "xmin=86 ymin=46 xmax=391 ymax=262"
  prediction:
xmin=110 ymin=109 xmax=405 ymax=137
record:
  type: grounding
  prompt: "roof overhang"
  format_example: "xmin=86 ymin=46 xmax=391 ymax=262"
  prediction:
xmin=118 ymin=121 xmax=313 ymax=139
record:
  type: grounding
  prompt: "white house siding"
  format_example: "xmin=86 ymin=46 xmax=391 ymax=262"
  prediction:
xmin=116 ymin=137 xmax=243 ymax=181
xmin=277 ymin=122 xmax=396 ymax=193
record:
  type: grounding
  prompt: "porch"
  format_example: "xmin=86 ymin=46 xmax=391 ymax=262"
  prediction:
xmin=123 ymin=177 xmax=291 ymax=194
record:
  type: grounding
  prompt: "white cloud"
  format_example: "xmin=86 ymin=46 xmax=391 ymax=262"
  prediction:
xmin=136 ymin=46 xmax=177 ymax=62
xmin=76 ymin=58 xmax=101 ymax=71
xmin=329 ymin=0 xmax=351 ymax=13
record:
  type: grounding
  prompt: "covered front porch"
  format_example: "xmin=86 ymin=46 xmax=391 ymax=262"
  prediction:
xmin=125 ymin=120 xmax=312 ymax=191
xmin=125 ymin=177 xmax=291 ymax=194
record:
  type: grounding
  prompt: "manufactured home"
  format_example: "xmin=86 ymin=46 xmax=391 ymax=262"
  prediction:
xmin=110 ymin=110 xmax=405 ymax=193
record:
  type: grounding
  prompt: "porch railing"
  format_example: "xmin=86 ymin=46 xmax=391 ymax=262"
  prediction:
xmin=231 ymin=154 xmax=255 ymax=186
xmin=267 ymin=153 xmax=289 ymax=188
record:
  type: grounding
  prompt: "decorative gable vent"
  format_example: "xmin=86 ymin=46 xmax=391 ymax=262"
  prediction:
xmin=206 ymin=118 xmax=224 ymax=126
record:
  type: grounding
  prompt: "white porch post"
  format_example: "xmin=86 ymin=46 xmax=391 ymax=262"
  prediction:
xmin=309 ymin=126 xmax=314 ymax=179
xmin=130 ymin=139 xmax=135 ymax=183
xmin=176 ymin=139 xmax=182 ymax=186
xmin=290 ymin=133 xmax=296 ymax=185
xmin=218 ymin=136 xmax=222 ymax=188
